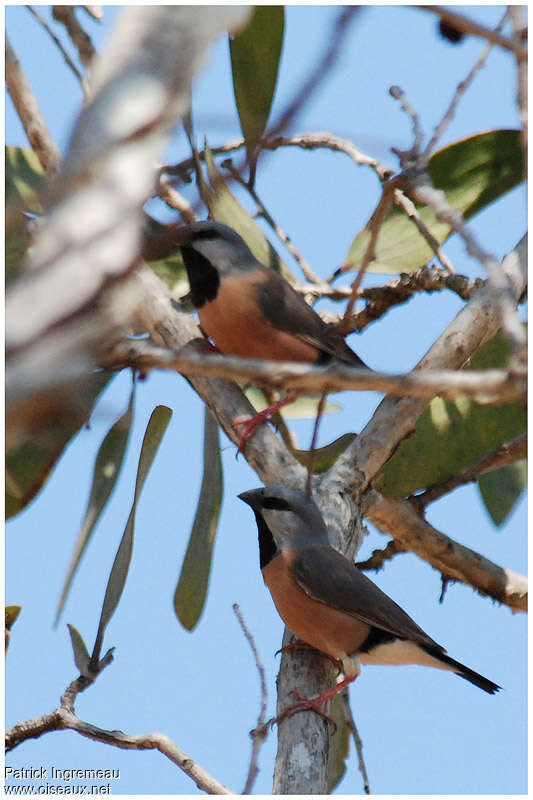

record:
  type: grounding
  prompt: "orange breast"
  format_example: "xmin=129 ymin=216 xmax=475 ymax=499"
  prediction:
xmin=262 ymin=551 xmax=370 ymax=664
xmin=198 ymin=273 xmax=318 ymax=362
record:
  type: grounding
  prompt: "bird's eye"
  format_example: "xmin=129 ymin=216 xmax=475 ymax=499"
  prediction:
xmin=262 ymin=497 xmax=290 ymax=511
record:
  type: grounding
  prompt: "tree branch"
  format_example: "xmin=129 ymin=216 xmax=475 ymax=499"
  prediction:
xmin=5 ymin=35 xmax=61 ymax=176
xmin=420 ymin=6 xmax=526 ymax=60
xmin=26 ymin=6 xmax=89 ymax=98
xmin=362 ymin=489 xmax=527 ymax=613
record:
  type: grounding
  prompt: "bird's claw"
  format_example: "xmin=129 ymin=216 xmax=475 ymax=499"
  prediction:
xmin=274 ymin=690 xmax=338 ymax=732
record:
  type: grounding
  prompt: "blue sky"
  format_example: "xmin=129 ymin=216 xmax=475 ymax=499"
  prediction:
xmin=5 ymin=5 xmax=526 ymax=795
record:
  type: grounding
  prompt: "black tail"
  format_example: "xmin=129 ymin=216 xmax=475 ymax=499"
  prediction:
xmin=429 ymin=649 xmax=501 ymax=694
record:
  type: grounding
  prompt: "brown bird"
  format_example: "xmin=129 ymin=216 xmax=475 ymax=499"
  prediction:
xmin=177 ymin=221 xmax=368 ymax=446
xmin=239 ymin=485 xmax=500 ymax=722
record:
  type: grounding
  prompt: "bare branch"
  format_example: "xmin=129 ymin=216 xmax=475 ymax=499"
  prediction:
xmin=101 ymin=338 xmax=526 ymax=405
xmin=232 ymin=604 xmax=268 ymax=795
xmin=423 ymin=10 xmax=508 ymax=158
xmin=362 ymin=489 xmax=527 ymax=613
xmin=6 ymin=709 xmax=233 ymax=794
xmin=51 ymin=6 xmax=97 ymax=70
xmin=26 ymin=6 xmax=89 ymax=98
xmin=355 ymin=539 xmax=404 ymax=572
xmin=410 ymin=433 xmax=527 ymax=510
xmin=420 ymin=6 xmax=527 ymax=61
xmin=5 ymin=36 xmax=61 ymax=176
xmin=341 ymin=691 xmax=371 ymax=794
xmin=164 ymin=131 xmax=394 ymax=183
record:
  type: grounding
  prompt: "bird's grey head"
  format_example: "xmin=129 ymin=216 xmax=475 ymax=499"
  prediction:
xmin=178 ymin=221 xmax=256 ymax=276
xmin=239 ymin=486 xmax=330 ymax=565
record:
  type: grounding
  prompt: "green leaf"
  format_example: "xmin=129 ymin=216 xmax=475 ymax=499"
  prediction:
xmin=54 ymin=382 xmax=135 ymax=627
xmin=200 ymin=142 xmax=293 ymax=279
xmin=67 ymin=623 xmax=91 ymax=676
xmin=345 ymin=130 xmax=524 ymax=274
xmin=478 ymin=459 xmax=527 ymax=527
xmin=374 ymin=332 xmax=527 ymax=497
xmin=91 ymin=405 xmax=172 ymax=667
xmin=327 ymin=694 xmax=350 ymax=792
xmin=229 ymin=7 xmax=284 ymax=176
xmin=289 ymin=433 xmax=357 ymax=474
xmin=5 ymin=606 xmax=22 ymax=631
xmin=5 ymin=145 xmax=45 ymax=282
xmin=6 ymin=371 xmax=113 ymax=519
xmin=174 ymin=408 xmax=223 ymax=630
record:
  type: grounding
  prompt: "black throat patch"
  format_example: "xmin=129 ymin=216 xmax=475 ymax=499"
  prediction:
xmin=180 ymin=246 xmax=220 ymax=308
xmin=254 ymin=511 xmax=279 ymax=570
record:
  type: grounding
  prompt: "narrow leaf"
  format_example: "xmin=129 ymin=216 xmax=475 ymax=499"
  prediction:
xmin=230 ymin=7 xmax=284 ymax=174
xmin=6 ymin=371 xmax=113 ymax=519
xmin=5 ymin=145 xmax=45 ymax=282
xmin=289 ymin=433 xmax=357 ymax=474
xmin=174 ymin=408 xmax=223 ymax=630
xmin=67 ymin=623 xmax=91 ymax=676
xmin=374 ymin=332 xmax=527 ymax=497
xmin=55 ymin=382 xmax=135 ymax=626
xmin=91 ymin=405 xmax=172 ymax=666
xmin=478 ymin=459 xmax=527 ymax=527
xmin=345 ymin=130 xmax=524 ymax=274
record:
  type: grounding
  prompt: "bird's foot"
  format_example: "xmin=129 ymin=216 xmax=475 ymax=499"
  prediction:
xmin=235 ymin=395 xmax=295 ymax=453
xmin=274 ymin=674 xmax=357 ymax=731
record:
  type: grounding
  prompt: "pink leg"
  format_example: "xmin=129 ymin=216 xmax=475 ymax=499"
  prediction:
xmin=276 ymin=674 xmax=358 ymax=730
xmin=235 ymin=394 xmax=295 ymax=453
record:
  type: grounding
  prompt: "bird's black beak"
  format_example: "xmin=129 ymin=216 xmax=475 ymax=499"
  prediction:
xmin=238 ymin=488 xmax=264 ymax=510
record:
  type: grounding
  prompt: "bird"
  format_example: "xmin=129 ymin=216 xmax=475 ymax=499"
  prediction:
xmin=239 ymin=485 xmax=500 ymax=723
xmin=176 ymin=221 xmax=368 ymax=447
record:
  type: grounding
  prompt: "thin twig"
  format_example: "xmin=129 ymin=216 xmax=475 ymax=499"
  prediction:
xmin=338 ymin=179 xmax=399 ymax=333
xmin=156 ymin=173 xmax=198 ymax=223
xmin=423 ymin=9 xmax=508 ymax=158
xmin=355 ymin=539 xmax=403 ymax=572
xmin=420 ymin=6 xmax=526 ymax=61
xmin=392 ymin=189 xmax=456 ymax=272
xmin=389 ymin=85 xmax=423 ymax=157
xmin=6 ymin=651 xmax=233 ymax=793
xmin=222 ymin=160 xmax=320 ymax=283
xmin=5 ymin=36 xmax=61 ymax=177
xmin=52 ymin=6 xmax=96 ymax=70
xmin=164 ymin=132 xmax=394 ymax=183
xmin=306 ymin=391 xmax=329 ymax=497
xmin=409 ymin=433 xmax=527 ymax=511
xmin=232 ymin=604 xmax=268 ymax=795
xmin=26 ymin=6 xmax=89 ymax=98
xmin=341 ymin=690 xmax=371 ymax=794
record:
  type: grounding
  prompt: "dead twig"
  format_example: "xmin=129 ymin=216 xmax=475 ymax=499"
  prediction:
xmin=5 ymin=36 xmax=61 ymax=176
xmin=355 ymin=539 xmax=403 ymax=572
xmin=26 ymin=6 xmax=89 ymax=98
xmin=52 ymin=6 xmax=96 ymax=70
xmin=341 ymin=690 xmax=371 ymax=794
xmin=232 ymin=604 xmax=268 ymax=795
xmin=420 ymin=6 xmax=526 ymax=61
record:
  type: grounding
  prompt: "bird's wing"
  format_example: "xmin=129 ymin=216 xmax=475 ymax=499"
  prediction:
xmin=255 ymin=270 xmax=367 ymax=368
xmin=290 ymin=546 xmax=444 ymax=651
